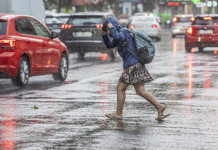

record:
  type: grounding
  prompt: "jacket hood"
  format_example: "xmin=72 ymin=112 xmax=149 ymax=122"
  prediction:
xmin=102 ymin=17 xmax=122 ymax=32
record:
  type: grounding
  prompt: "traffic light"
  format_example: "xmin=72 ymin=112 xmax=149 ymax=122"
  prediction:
xmin=45 ymin=0 xmax=47 ymax=2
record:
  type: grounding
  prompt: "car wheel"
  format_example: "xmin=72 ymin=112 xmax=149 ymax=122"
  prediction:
xmin=185 ymin=43 xmax=192 ymax=53
xmin=11 ymin=57 xmax=29 ymax=87
xmin=172 ymin=34 xmax=176 ymax=38
xmin=77 ymin=52 xmax=85 ymax=59
xmin=109 ymin=48 xmax=117 ymax=60
xmin=198 ymin=47 xmax=204 ymax=52
xmin=53 ymin=53 xmax=68 ymax=81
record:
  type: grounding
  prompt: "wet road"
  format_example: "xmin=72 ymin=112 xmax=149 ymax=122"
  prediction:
xmin=1 ymin=29 xmax=218 ymax=150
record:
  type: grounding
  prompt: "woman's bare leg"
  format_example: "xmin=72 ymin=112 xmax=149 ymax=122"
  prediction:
xmin=105 ymin=82 xmax=129 ymax=119
xmin=133 ymin=83 xmax=165 ymax=120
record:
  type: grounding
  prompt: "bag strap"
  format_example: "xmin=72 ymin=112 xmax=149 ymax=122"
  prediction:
xmin=120 ymin=41 xmax=141 ymax=61
xmin=119 ymin=29 xmax=141 ymax=61
xmin=124 ymin=28 xmax=133 ymax=33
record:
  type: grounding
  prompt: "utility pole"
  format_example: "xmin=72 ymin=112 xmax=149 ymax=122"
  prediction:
xmin=58 ymin=0 xmax=62 ymax=13
xmin=44 ymin=0 xmax=48 ymax=10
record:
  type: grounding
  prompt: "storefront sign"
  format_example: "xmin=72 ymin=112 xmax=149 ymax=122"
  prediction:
xmin=120 ymin=0 xmax=138 ymax=2
xmin=73 ymin=0 xmax=85 ymax=5
xmin=159 ymin=0 xmax=200 ymax=5
xmin=207 ymin=1 xmax=217 ymax=7
xmin=167 ymin=2 xmax=179 ymax=6
xmin=196 ymin=2 xmax=204 ymax=7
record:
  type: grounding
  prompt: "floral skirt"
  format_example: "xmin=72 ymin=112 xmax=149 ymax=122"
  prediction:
xmin=118 ymin=62 xmax=153 ymax=85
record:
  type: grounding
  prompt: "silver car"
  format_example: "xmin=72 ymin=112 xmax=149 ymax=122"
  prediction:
xmin=132 ymin=12 xmax=162 ymax=25
xmin=129 ymin=16 xmax=161 ymax=41
xmin=171 ymin=14 xmax=193 ymax=38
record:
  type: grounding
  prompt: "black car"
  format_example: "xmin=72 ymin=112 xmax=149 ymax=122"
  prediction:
xmin=59 ymin=12 xmax=118 ymax=59
xmin=45 ymin=12 xmax=70 ymax=34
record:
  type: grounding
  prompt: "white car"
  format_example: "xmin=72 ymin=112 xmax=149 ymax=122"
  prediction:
xmin=172 ymin=14 xmax=194 ymax=38
xmin=132 ymin=12 xmax=162 ymax=25
xmin=129 ymin=16 xmax=161 ymax=41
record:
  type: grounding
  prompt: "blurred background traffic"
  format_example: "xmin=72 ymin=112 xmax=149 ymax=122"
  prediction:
xmin=43 ymin=0 xmax=215 ymax=29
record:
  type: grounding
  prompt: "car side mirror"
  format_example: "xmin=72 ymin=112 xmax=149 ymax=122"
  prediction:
xmin=50 ymin=32 xmax=58 ymax=38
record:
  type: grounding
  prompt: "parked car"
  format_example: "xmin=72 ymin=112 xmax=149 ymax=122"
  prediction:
xmin=118 ymin=14 xmax=131 ymax=28
xmin=59 ymin=12 xmax=118 ymax=59
xmin=172 ymin=14 xmax=193 ymax=38
xmin=0 ymin=0 xmax=46 ymax=26
xmin=53 ymin=13 xmax=71 ymax=24
xmin=0 ymin=13 xmax=69 ymax=87
xmin=185 ymin=14 xmax=218 ymax=52
xmin=46 ymin=13 xmax=65 ymax=34
xmin=132 ymin=12 xmax=162 ymax=25
xmin=119 ymin=18 xmax=131 ymax=29
xmin=129 ymin=16 xmax=161 ymax=41
xmin=45 ymin=12 xmax=71 ymax=33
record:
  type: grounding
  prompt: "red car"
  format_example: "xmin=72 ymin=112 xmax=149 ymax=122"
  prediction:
xmin=185 ymin=14 xmax=218 ymax=52
xmin=0 ymin=13 xmax=69 ymax=87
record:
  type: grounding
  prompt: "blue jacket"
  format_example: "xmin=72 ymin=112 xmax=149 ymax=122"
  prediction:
xmin=102 ymin=17 xmax=139 ymax=69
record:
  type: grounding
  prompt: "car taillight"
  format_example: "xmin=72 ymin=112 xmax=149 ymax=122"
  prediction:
xmin=129 ymin=24 xmax=134 ymax=29
xmin=203 ymin=17 xmax=212 ymax=20
xmin=191 ymin=17 xmax=195 ymax=21
xmin=0 ymin=39 xmax=16 ymax=49
xmin=61 ymin=24 xmax=72 ymax=29
xmin=152 ymin=24 xmax=157 ymax=28
xmin=173 ymin=17 xmax=177 ymax=22
xmin=96 ymin=24 xmax=103 ymax=28
xmin=186 ymin=27 xmax=193 ymax=34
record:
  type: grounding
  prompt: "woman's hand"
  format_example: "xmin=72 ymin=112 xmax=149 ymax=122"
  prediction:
xmin=99 ymin=27 xmax=106 ymax=35
xmin=107 ymin=23 xmax=113 ymax=29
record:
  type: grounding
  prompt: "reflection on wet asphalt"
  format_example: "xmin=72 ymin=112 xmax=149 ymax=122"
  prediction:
xmin=1 ymin=29 xmax=218 ymax=149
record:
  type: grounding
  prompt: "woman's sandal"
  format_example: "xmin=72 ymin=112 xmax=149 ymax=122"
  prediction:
xmin=105 ymin=114 xmax=123 ymax=120
xmin=156 ymin=113 xmax=171 ymax=121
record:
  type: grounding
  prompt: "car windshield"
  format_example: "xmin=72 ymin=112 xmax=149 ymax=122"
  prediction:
xmin=192 ymin=17 xmax=218 ymax=25
xmin=46 ymin=17 xmax=62 ymax=24
xmin=56 ymin=17 xmax=69 ymax=24
xmin=134 ymin=13 xmax=154 ymax=17
xmin=133 ymin=17 xmax=155 ymax=22
xmin=175 ymin=16 xmax=192 ymax=22
xmin=0 ymin=21 xmax=7 ymax=35
xmin=68 ymin=16 xmax=103 ymax=25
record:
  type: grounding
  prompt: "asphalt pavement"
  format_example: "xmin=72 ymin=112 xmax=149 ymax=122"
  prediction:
xmin=1 ymin=29 xmax=218 ymax=150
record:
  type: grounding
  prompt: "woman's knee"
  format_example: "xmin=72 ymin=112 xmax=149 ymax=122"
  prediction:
xmin=117 ymin=83 xmax=128 ymax=92
xmin=135 ymin=88 xmax=147 ymax=96
xmin=135 ymin=90 xmax=142 ymax=96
